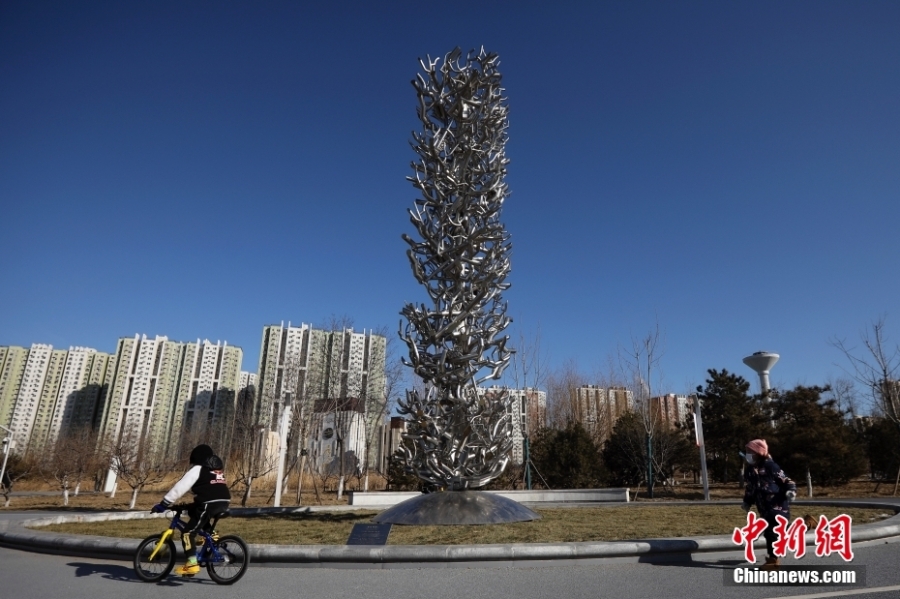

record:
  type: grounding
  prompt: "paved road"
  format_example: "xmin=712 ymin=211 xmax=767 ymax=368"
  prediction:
xmin=2 ymin=537 xmax=898 ymax=599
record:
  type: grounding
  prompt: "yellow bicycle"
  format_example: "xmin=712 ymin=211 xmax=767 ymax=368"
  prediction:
xmin=133 ymin=504 xmax=249 ymax=584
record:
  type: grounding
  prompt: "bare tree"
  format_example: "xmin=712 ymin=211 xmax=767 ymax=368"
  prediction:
xmin=40 ymin=436 xmax=86 ymax=506
xmin=228 ymin=387 xmax=279 ymax=506
xmin=617 ymin=323 xmax=667 ymax=498
xmin=273 ymin=347 xmax=309 ymax=503
xmin=106 ymin=431 xmax=177 ymax=510
xmin=62 ymin=426 xmax=102 ymax=496
xmin=1 ymin=452 xmax=37 ymax=507
xmin=832 ymin=316 xmax=900 ymax=493
xmin=509 ymin=326 xmax=549 ymax=395
xmin=509 ymin=325 xmax=550 ymax=434
xmin=544 ymin=359 xmax=587 ymax=429
xmin=824 ymin=376 xmax=861 ymax=416
xmin=357 ymin=327 xmax=404 ymax=492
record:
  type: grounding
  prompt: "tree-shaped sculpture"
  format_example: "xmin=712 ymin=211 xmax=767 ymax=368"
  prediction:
xmin=398 ymin=47 xmax=515 ymax=491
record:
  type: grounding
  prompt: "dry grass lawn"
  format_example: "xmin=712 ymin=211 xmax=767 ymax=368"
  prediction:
xmin=38 ymin=505 xmax=895 ymax=545
xmin=5 ymin=479 xmax=898 ymax=512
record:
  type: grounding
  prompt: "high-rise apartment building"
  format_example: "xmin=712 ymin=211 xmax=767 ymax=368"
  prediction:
xmin=573 ymin=385 xmax=634 ymax=441
xmin=1 ymin=344 xmax=110 ymax=455
xmin=1 ymin=335 xmax=242 ymax=464
xmin=97 ymin=335 xmax=185 ymax=457
xmin=237 ymin=371 xmax=258 ymax=418
xmin=8 ymin=344 xmax=69 ymax=452
xmin=172 ymin=340 xmax=243 ymax=456
xmin=97 ymin=335 xmax=242 ymax=462
xmin=0 ymin=346 xmax=29 ymax=430
xmin=648 ymin=394 xmax=690 ymax=429
xmin=45 ymin=348 xmax=111 ymax=448
xmin=479 ymin=385 xmax=547 ymax=464
xmin=255 ymin=323 xmax=387 ymax=468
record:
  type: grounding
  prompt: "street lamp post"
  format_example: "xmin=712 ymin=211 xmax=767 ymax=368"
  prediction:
xmin=0 ymin=424 xmax=13 ymax=494
xmin=692 ymin=395 xmax=710 ymax=501
xmin=523 ymin=435 xmax=532 ymax=490
xmin=274 ymin=393 xmax=293 ymax=508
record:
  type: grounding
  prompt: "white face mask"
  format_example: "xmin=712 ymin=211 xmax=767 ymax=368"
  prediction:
xmin=745 ymin=453 xmax=756 ymax=465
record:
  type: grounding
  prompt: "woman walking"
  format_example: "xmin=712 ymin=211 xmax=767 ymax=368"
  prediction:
xmin=742 ymin=438 xmax=797 ymax=570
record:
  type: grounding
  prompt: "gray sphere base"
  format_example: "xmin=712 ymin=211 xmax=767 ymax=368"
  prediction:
xmin=372 ymin=490 xmax=541 ymax=525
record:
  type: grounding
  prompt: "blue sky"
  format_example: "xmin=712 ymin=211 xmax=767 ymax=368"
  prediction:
xmin=1 ymin=1 xmax=898 ymax=401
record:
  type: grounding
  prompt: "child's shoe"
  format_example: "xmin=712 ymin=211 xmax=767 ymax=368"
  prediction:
xmin=175 ymin=560 xmax=200 ymax=576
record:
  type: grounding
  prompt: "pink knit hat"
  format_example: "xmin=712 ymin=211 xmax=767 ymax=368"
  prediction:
xmin=746 ymin=439 xmax=768 ymax=457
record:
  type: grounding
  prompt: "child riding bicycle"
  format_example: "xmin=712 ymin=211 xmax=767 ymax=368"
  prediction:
xmin=152 ymin=444 xmax=231 ymax=576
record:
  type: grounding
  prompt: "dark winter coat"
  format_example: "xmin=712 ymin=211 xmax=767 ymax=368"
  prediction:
xmin=743 ymin=457 xmax=796 ymax=520
xmin=163 ymin=454 xmax=231 ymax=506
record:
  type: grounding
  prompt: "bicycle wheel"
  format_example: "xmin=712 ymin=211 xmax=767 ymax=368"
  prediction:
xmin=206 ymin=534 xmax=249 ymax=585
xmin=134 ymin=534 xmax=177 ymax=582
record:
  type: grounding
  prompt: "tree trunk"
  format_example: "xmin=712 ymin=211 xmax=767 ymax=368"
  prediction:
xmin=806 ymin=468 xmax=813 ymax=498
xmin=129 ymin=486 xmax=140 ymax=510
xmin=74 ymin=481 xmax=81 ymax=496
xmin=337 ymin=437 xmax=345 ymax=500
xmin=241 ymin=476 xmax=252 ymax=507
xmin=893 ymin=464 xmax=900 ymax=497
xmin=63 ymin=487 xmax=69 ymax=506
xmin=295 ymin=455 xmax=306 ymax=505
xmin=109 ymin=482 xmax=117 ymax=498
xmin=311 ymin=467 xmax=322 ymax=504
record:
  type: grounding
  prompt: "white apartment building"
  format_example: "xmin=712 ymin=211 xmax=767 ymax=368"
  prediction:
xmin=98 ymin=335 xmax=184 ymax=458
xmin=479 ymin=385 xmax=547 ymax=464
xmin=8 ymin=344 xmax=68 ymax=453
xmin=239 ymin=371 xmax=258 ymax=398
xmin=255 ymin=323 xmax=387 ymax=468
xmin=0 ymin=346 xmax=29 ymax=431
xmin=170 ymin=340 xmax=243 ymax=458
xmin=98 ymin=335 xmax=243 ymax=464
xmin=2 ymin=335 xmax=242 ymax=464
xmin=1 ymin=344 xmax=110 ymax=455
xmin=46 ymin=348 xmax=111 ymax=448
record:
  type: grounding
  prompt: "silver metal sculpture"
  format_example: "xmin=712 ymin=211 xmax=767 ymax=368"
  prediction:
xmin=397 ymin=47 xmax=516 ymax=492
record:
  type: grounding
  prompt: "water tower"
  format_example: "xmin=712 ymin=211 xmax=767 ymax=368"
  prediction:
xmin=742 ymin=351 xmax=779 ymax=398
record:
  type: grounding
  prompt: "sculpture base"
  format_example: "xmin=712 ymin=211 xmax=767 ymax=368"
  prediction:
xmin=371 ymin=490 xmax=541 ymax=526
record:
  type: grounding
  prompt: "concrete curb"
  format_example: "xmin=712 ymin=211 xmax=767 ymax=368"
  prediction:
xmin=2 ymin=500 xmax=899 ymax=568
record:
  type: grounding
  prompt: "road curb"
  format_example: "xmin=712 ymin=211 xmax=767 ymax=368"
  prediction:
xmin=2 ymin=500 xmax=898 ymax=568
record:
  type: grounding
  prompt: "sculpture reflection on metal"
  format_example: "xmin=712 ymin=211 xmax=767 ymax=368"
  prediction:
xmin=396 ymin=47 xmax=524 ymax=500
